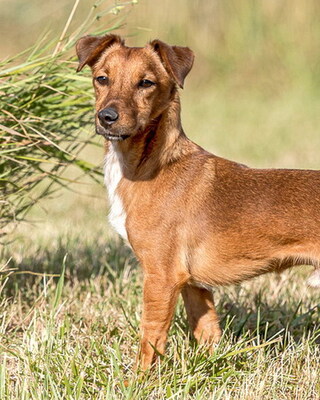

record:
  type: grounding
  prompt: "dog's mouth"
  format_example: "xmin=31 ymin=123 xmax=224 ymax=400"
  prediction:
xmin=104 ymin=133 xmax=130 ymax=141
xmin=96 ymin=126 xmax=130 ymax=141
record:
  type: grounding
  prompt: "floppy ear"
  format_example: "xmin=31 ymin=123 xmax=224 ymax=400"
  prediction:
xmin=150 ymin=40 xmax=194 ymax=88
xmin=76 ymin=34 xmax=124 ymax=72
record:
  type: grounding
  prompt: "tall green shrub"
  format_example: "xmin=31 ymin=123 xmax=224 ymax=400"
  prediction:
xmin=0 ymin=1 xmax=137 ymax=237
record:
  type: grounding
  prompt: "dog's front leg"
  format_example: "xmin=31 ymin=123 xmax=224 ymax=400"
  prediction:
xmin=139 ymin=273 xmax=182 ymax=370
xmin=181 ymin=285 xmax=221 ymax=347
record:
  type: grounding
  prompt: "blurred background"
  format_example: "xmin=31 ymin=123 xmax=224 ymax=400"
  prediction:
xmin=1 ymin=0 xmax=320 ymax=241
xmin=2 ymin=3 xmax=320 ymax=394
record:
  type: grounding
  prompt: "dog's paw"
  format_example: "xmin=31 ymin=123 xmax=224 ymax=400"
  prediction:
xmin=307 ymin=269 xmax=320 ymax=288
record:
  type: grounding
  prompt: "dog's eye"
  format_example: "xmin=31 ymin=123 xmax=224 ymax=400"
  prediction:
xmin=139 ymin=79 xmax=155 ymax=88
xmin=95 ymin=76 xmax=109 ymax=85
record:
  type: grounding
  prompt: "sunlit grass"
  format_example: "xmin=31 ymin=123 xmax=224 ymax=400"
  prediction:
xmin=1 ymin=226 xmax=320 ymax=399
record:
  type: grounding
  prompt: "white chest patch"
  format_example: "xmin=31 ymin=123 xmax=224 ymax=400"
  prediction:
xmin=104 ymin=146 xmax=128 ymax=240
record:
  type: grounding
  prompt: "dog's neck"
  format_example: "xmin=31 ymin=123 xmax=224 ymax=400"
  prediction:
xmin=105 ymin=91 xmax=197 ymax=181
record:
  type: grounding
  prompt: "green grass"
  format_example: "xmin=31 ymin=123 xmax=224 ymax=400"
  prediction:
xmin=0 ymin=0 xmax=133 ymax=237
xmin=1 ymin=221 xmax=320 ymax=399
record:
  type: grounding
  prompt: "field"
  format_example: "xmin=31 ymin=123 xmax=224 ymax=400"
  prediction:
xmin=1 ymin=0 xmax=320 ymax=398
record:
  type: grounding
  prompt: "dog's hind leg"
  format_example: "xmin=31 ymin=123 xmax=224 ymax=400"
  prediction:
xmin=181 ymin=285 xmax=221 ymax=347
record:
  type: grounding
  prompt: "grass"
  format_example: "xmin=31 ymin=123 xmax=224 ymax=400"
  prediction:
xmin=0 ymin=0 xmax=137 ymax=238
xmin=1 ymin=220 xmax=320 ymax=399
xmin=0 ymin=46 xmax=97 ymax=237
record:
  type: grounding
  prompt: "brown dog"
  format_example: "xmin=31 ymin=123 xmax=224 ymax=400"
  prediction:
xmin=76 ymin=34 xmax=320 ymax=370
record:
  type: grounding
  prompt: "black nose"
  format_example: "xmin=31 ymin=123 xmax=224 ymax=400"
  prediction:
xmin=98 ymin=107 xmax=119 ymax=126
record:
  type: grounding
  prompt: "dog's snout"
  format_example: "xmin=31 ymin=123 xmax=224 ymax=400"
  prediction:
xmin=98 ymin=107 xmax=119 ymax=125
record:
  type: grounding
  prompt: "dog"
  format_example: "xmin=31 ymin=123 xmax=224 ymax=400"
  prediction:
xmin=76 ymin=34 xmax=320 ymax=370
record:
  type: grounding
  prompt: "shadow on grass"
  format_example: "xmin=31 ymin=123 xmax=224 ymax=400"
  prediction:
xmin=217 ymin=288 xmax=320 ymax=346
xmin=2 ymin=231 xmax=137 ymax=295
xmin=174 ymin=283 xmax=320 ymax=349
xmin=226 ymin=292 xmax=317 ymax=335
xmin=3 ymin=232 xmax=320 ymax=345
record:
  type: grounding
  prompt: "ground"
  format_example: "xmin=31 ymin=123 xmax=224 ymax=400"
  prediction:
xmin=1 ymin=212 xmax=320 ymax=399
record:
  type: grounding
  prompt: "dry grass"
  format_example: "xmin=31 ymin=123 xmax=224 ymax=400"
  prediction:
xmin=1 ymin=222 xmax=320 ymax=399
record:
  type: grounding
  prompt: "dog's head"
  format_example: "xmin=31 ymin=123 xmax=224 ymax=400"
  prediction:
xmin=76 ymin=34 xmax=194 ymax=141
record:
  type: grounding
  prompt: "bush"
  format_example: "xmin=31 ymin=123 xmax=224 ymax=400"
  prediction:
xmin=0 ymin=1 xmax=136 ymax=238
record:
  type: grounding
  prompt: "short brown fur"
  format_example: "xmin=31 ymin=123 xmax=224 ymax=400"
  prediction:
xmin=76 ymin=34 xmax=320 ymax=370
